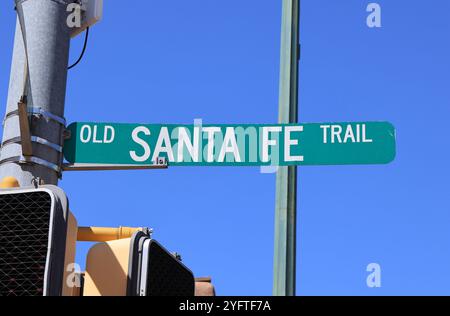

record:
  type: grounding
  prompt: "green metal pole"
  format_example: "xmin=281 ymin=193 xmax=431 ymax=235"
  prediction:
xmin=273 ymin=0 xmax=300 ymax=296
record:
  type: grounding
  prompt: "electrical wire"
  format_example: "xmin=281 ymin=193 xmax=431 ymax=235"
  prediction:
xmin=68 ymin=27 xmax=89 ymax=70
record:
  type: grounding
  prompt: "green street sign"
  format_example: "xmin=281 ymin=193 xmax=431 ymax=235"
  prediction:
xmin=63 ymin=121 xmax=396 ymax=166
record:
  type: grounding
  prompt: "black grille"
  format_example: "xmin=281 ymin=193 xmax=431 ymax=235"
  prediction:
xmin=146 ymin=241 xmax=194 ymax=296
xmin=0 ymin=191 xmax=52 ymax=296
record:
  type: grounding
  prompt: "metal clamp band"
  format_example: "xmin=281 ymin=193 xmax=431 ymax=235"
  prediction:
xmin=15 ymin=0 xmax=72 ymax=7
xmin=32 ymin=136 xmax=63 ymax=152
xmin=0 ymin=155 xmax=61 ymax=173
xmin=4 ymin=106 xmax=66 ymax=126
xmin=29 ymin=107 xmax=66 ymax=126
xmin=1 ymin=136 xmax=63 ymax=153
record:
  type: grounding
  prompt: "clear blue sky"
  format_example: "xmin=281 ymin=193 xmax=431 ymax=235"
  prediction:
xmin=1 ymin=0 xmax=450 ymax=295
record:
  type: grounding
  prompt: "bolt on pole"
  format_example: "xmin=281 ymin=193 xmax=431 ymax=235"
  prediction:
xmin=273 ymin=0 xmax=300 ymax=296
xmin=0 ymin=0 xmax=73 ymax=186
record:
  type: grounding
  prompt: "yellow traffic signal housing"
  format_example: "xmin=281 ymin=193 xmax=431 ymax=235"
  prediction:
xmin=83 ymin=231 xmax=195 ymax=296
xmin=0 ymin=176 xmax=20 ymax=188
xmin=0 ymin=185 xmax=78 ymax=296
xmin=83 ymin=237 xmax=133 ymax=295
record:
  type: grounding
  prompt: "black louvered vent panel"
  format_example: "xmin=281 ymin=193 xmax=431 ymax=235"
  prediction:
xmin=0 ymin=191 xmax=51 ymax=296
xmin=146 ymin=242 xmax=194 ymax=296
